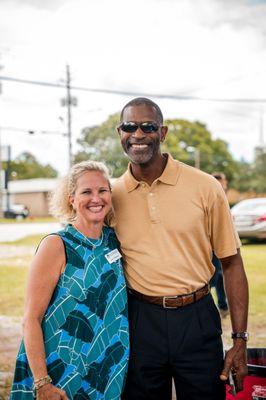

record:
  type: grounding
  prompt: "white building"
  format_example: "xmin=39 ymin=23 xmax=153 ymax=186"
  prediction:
xmin=6 ymin=178 xmax=59 ymax=217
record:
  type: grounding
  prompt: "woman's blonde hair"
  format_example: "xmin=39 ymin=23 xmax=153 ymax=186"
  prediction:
xmin=49 ymin=160 xmax=111 ymax=222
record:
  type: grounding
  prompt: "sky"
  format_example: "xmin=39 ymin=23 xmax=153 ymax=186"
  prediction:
xmin=0 ymin=0 xmax=266 ymax=176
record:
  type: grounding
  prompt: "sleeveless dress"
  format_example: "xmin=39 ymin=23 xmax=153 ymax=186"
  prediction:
xmin=10 ymin=224 xmax=129 ymax=400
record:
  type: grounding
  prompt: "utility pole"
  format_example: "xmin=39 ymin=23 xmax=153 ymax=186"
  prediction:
xmin=259 ymin=105 xmax=264 ymax=147
xmin=0 ymin=62 xmax=3 ymax=217
xmin=0 ymin=128 xmax=2 ymax=218
xmin=187 ymin=146 xmax=200 ymax=169
xmin=61 ymin=65 xmax=77 ymax=170
xmin=4 ymin=145 xmax=11 ymax=213
xmin=194 ymin=148 xmax=200 ymax=169
xmin=66 ymin=65 xmax=72 ymax=168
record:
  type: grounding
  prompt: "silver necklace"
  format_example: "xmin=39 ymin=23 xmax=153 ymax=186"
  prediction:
xmin=72 ymin=225 xmax=104 ymax=249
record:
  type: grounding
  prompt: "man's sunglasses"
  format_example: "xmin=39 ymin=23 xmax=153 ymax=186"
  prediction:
xmin=118 ymin=121 xmax=160 ymax=134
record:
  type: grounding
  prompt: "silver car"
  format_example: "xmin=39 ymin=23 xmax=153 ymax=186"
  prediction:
xmin=231 ymin=198 xmax=266 ymax=239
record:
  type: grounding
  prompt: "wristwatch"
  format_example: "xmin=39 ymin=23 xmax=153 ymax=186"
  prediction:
xmin=231 ymin=332 xmax=249 ymax=341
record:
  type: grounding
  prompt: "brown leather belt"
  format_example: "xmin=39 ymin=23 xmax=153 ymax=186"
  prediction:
xmin=128 ymin=284 xmax=210 ymax=309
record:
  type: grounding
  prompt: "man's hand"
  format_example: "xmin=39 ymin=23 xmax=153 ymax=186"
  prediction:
xmin=220 ymin=340 xmax=248 ymax=393
xmin=220 ymin=250 xmax=249 ymax=393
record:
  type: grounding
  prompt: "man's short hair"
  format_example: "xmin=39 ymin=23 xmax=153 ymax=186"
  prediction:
xmin=120 ymin=97 xmax=164 ymax=124
xmin=212 ymin=172 xmax=226 ymax=181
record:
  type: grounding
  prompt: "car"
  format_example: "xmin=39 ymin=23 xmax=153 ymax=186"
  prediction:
xmin=2 ymin=204 xmax=29 ymax=219
xmin=231 ymin=198 xmax=266 ymax=240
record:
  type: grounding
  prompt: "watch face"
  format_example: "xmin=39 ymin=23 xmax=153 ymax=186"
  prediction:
xmin=232 ymin=332 xmax=249 ymax=341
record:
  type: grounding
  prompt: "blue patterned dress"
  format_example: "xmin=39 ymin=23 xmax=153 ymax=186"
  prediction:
xmin=10 ymin=224 xmax=129 ymax=400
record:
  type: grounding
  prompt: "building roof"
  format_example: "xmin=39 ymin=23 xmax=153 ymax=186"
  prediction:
xmin=8 ymin=177 xmax=117 ymax=194
xmin=9 ymin=178 xmax=59 ymax=194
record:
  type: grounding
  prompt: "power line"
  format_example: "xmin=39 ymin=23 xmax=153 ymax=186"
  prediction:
xmin=1 ymin=74 xmax=266 ymax=104
xmin=0 ymin=126 xmax=66 ymax=136
xmin=0 ymin=75 xmax=64 ymax=89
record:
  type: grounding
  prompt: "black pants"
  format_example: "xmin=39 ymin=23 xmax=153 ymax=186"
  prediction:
xmin=122 ymin=293 xmax=225 ymax=400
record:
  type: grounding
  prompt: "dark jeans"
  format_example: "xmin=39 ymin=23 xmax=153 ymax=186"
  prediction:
xmin=210 ymin=254 xmax=228 ymax=311
xmin=122 ymin=293 xmax=225 ymax=400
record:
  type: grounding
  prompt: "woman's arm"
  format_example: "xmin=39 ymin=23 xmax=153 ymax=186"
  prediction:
xmin=22 ymin=235 xmax=68 ymax=399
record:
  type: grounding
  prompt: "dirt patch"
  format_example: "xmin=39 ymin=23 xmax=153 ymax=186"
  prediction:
xmin=0 ymin=246 xmax=34 ymax=260
xmin=0 ymin=316 xmax=22 ymax=399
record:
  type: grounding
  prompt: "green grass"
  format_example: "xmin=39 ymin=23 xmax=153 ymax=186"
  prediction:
xmin=0 ymin=235 xmax=42 ymax=316
xmin=213 ymin=243 xmax=266 ymax=348
xmin=0 ymin=242 xmax=265 ymax=399
xmin=241 ymin=244 xmax=266 ymax=319
xmin=0 ymin=265 xmax=28 ymax=316
xmin=0 ymin=242 xmax=265 ymax=343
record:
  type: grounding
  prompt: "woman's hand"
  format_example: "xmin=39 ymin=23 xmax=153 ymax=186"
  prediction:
xmin=37 ymin=383 xmax=69 ymax=399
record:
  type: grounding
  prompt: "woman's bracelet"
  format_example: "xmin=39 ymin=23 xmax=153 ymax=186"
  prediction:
xmin=33 ymin=374 xmax=52 ymax=391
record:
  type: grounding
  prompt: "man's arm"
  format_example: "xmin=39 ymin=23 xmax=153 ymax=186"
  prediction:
xmin=219 ymin=249 xmax=249 ymax=392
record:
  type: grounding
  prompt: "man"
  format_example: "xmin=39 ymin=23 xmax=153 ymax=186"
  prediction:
xmin=212 ymin=172 xmax=228 ymax=193
xmin=111 ymin=97 xmax=248 ymax=400
xmin=210 ymin=172 xmax=229 ymax=318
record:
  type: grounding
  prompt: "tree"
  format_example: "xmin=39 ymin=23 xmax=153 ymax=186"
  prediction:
xmin=5 ymin=152 xmax=58 ymax=180
xmin=233 ymin=146 xmax=266 ymax=193
xmin=231 ymin=161 xmax=253 ymax=192
xmin=75 ymin=113 xmax=128 ymax=177
xmin=252 ymin=146 xmax=266 ymax=193
xmin=75 ymin=115 xmax=239 ymax=181
xmin=163 ymin=119 xmax=238 ymax=181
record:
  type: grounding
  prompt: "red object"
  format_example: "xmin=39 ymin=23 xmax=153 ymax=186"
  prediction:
xmin=254 ymin=214 xmax=266 ymax=223
xmin=226 ymin=377 xmax=266 ymax=399
xmin=226 ymin=348 xmax=266 ymax=399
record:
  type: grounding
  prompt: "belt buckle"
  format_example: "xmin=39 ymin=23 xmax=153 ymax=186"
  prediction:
xmin=163 ymin=295 xmax=178 ymax=309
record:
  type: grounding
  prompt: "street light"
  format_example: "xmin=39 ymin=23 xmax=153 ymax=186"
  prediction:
xmin=187 ymin=146 xmax=200 ymax=169
xmin=0 ymin=144 xmax=11 ymax=216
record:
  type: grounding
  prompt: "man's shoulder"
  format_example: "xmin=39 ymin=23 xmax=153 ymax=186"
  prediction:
xmin=175 ymin=161 xmax=224 ymax=203
xmin=112 ymin=173 xmax=126 ymax=189
xmin=179 ymin=161 xmax=219 ymax=187
xmin=111 ymin=173 xmax=128 ymax=199
xmin=166 ymin=154 xmax=217 ymax=187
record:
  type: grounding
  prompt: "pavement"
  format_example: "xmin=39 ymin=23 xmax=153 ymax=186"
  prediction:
xmin=0 ymin=222 xmax=62 ymax=242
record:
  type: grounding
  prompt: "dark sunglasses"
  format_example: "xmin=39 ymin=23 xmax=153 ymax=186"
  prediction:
xmin=119 ymin=121 xmax=160 ymax=134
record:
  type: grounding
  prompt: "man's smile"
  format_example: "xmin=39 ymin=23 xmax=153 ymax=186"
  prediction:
xmin=130 ymin=144 xmax=149 ymax=149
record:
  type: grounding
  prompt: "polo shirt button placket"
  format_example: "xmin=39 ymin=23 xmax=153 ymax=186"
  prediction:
xmin=148 ymin=190 xmax=160 ymax=223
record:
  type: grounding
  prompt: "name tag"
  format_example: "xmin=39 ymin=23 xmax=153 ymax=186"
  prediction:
xmin=105 ymin=249 xmax=122 ymax=264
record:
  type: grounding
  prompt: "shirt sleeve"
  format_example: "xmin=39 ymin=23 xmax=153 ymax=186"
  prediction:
xmin=209 ymin=185 xmax=241 ymax=259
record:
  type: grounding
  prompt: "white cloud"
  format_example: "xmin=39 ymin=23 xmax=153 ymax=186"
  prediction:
xmin=0 ymin=0 xmax=266 ymax=175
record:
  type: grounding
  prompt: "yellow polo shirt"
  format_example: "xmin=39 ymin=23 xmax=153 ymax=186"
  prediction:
xmin=111 ymin=154 xmax=241 ymax=296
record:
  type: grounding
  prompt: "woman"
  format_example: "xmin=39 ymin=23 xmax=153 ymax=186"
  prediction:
xmin=10 ymin=161 xmax=129 ymax=400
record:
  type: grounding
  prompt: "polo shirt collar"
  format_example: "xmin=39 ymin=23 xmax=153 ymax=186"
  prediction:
xmin=124 ymin=166 xmax=140 ymax=193
xmin=158 ymin=153 xmax=180 ymax=185
xmin=124 ymin=153 xmax=180 ymax=192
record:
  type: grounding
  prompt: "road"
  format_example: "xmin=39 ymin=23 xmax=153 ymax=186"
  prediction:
xmin=0 ymin=222 xmax=62 ymax=242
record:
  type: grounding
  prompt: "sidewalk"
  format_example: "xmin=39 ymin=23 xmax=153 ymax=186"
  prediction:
xmin=0 ymin=222 xmax=61 ymax=242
